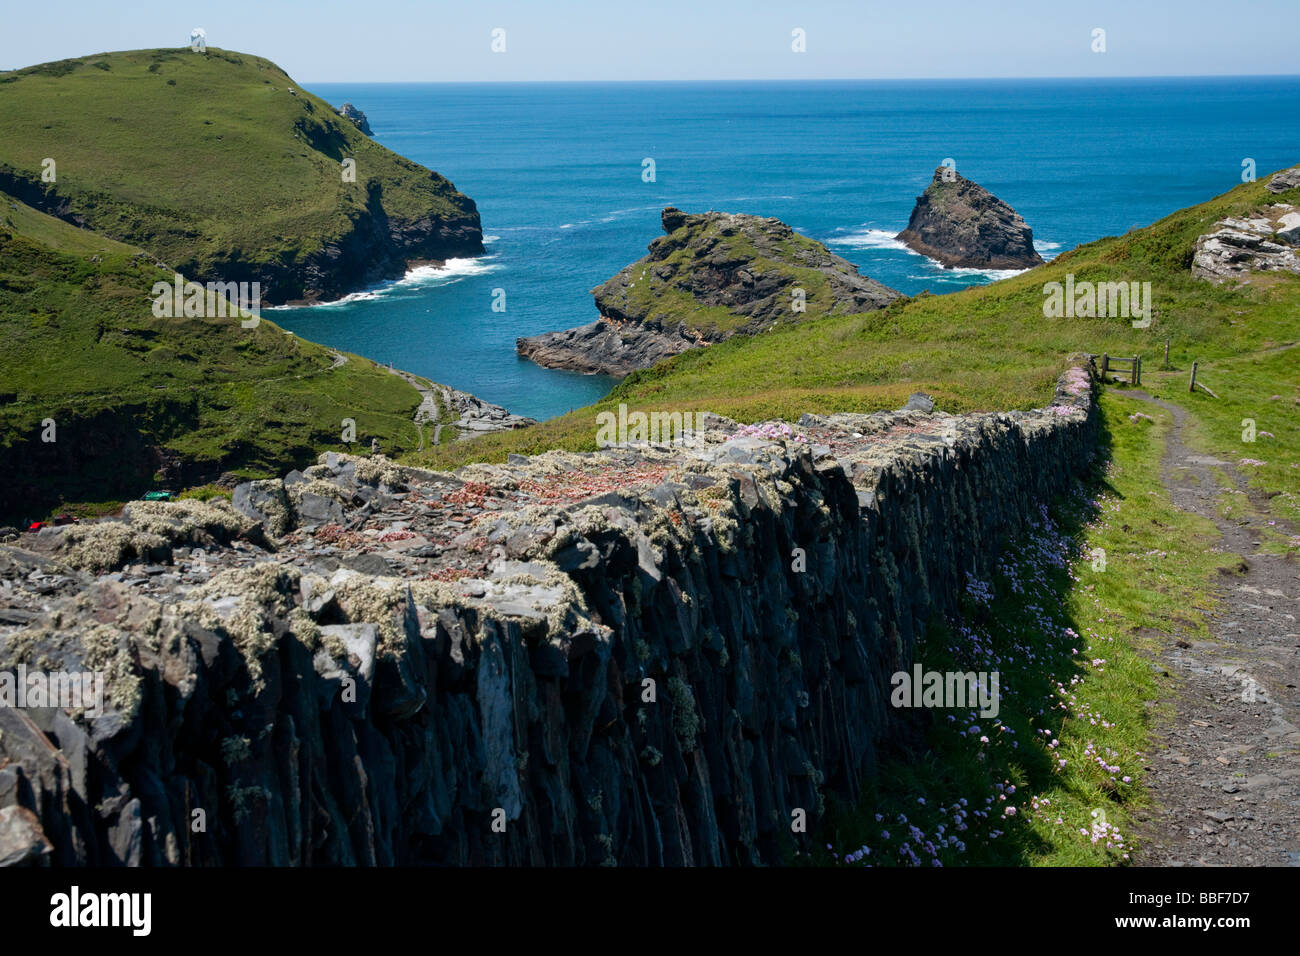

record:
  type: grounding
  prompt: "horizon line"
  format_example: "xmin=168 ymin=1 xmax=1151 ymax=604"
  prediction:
xmin=4 ymin=49 xmax=1296 ymax=85
xmin=300 ymin=72 xmax=1300 ymax=85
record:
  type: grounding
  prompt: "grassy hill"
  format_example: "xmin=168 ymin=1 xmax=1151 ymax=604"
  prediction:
xmin=0 ymin=186 xmax=445 ymax=524
xmin=0 ymin=48 xmax=482 ymax=303
xmin=0 ymin=47 xmax=496 ymax=523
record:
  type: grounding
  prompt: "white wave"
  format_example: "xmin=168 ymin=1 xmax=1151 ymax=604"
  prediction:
xmin=483 ymin=234 xmax=501 ymax=242
xmin=404 ymin=257 xmax=500 ymax=281
xmin=829 ymin=226 xmax=1032 ymax=281
xmin=910 ymin=266 xmax=1027 ymax=282
xmin=268 ymin=256 xmax=501 ymax=310
xmin=1034 ymin=240 xmax=1061 ymax=250
xmin=827 ymin=228 xmax=913 ymax=252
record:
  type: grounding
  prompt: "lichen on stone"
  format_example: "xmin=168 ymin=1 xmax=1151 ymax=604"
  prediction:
xmin=667 ymin=675 xmax=701 ymax=752
xmin=220 ymin=735 xmax=252 ymax=765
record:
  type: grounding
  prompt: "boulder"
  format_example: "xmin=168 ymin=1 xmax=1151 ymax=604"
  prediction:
xmin=0 ymin=806 xmax=52 ymax=866
xmin=1275 ymin=212 xmax=1300 ymax=246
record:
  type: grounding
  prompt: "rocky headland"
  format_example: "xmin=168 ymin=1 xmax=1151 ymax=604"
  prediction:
xmin=0 ymin=50 xmax=484 ymax=305
xmin=517 ymin=207 xmax=900 ymax=377
xmin=896 ymin=168 xmax=1044 ymax=270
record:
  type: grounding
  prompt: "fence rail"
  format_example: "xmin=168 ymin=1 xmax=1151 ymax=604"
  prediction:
xmin=1099 ymin=353 xmax=1142 ymax=386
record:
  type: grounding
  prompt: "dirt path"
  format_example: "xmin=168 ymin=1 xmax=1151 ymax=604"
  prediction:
xmin=1127 ymin=391 xmax=1300 ymax=867
xmin=385 ymin=367 xmax=443 ymax=449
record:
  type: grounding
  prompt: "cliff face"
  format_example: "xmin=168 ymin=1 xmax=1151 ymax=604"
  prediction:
xmin=896 ymin=168 xmax=1044 ymax=270
xmin=517 ymin=207 xmax=900 ymax=377
xmin=0 ymin=361 xmax=1098 ymax=866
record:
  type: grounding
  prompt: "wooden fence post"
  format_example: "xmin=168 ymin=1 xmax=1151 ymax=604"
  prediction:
xmin=1101 ymin=354 xmax=1110 ymax=379
xmin=1163 ymin=338 xmax=1170 ymax=368
xmin=1189 ymin=361 xmax=1198 ymax=393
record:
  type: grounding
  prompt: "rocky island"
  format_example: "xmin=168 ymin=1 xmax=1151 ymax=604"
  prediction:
xmin=518 ymin=207 xmax=900 ymax=377
xmin=896 ymin=168 xmax=1044 ymax=270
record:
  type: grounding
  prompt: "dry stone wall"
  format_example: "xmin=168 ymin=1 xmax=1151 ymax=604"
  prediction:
xmin=0 ymin=362 xmax=1098 ymax=866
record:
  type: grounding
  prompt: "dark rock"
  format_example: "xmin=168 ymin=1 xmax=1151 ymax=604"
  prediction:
xmin=896 ymin=167 xmax=1044 ymax=269
xmin=295 ymin=492 xmax=344 ymax=527
xmin=341 ymin=552 xmax=392 ymax=576
xmin=233 ymin=479 xmax=290 ymax=536
xmin=517 ymin=319 xmax=697 ymax=377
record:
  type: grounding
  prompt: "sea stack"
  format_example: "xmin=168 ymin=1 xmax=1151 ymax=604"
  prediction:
xmin=517 ymin=207 xmax=900 ymax=377
xmin=896 ymin=168 xmax=1044 ymax=270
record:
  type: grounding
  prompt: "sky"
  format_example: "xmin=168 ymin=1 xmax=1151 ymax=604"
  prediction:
xmin=1 ymin=0 xmax=1296 ymax=82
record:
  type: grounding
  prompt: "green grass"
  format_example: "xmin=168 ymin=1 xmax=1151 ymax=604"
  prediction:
xmin=600 ymin=219 xmax=859 ymax=336
xmin=0 ymin=48 xmax=477 ymax=301
xmin=0 ymin=45 xmax=489 ymax=521
xmin=0 ymin=193 xmax=141 ymax=257
xmin=1144 ymin=347 xmax=1300 ymax=528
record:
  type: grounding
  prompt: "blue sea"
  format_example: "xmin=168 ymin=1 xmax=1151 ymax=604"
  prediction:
xmin=274 ymin=77 xmax=1300 ymax=421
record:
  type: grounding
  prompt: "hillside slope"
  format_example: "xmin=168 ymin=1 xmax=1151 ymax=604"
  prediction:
xmin=0 ymin=190 xmax=443 ymax=523
xmin=0 ymin=48 xmax=482 ymax=303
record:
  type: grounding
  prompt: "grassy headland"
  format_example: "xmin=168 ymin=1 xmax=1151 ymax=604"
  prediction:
xmin=0 ymin=47 xmax=481 ymax=303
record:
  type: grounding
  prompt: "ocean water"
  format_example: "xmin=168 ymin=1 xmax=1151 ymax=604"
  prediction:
xmin=273 ymin=77 xmax=1300 ymax=421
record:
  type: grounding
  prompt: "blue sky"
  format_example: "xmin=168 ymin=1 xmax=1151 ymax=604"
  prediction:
xmin=2 ymin=0 xmax=1295 ymax=81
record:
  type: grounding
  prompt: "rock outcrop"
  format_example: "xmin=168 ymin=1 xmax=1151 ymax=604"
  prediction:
xmin=337 ymin=103 xmax=373 ymax=137
xmin=516 ymin=319 xmax=699 ymax=378
xmin=518 ymin=207 xmax=900 ymax=377
xmin=1192 ymin=205 xmax=1300 ymax=283
xmin=896 ymin=168 xmax=1044 ymax=270
xmin=386 ymin=368 xmax=536 ymax=447
xmin=1266 ymin=166 xmax=1300 ymax=194
xmin=0 ymin=361 xmax=1098 ymax=867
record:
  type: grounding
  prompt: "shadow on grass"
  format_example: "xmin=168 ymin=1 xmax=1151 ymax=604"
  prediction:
xmin=803 ymin=405 xmax=1124 ymax=867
